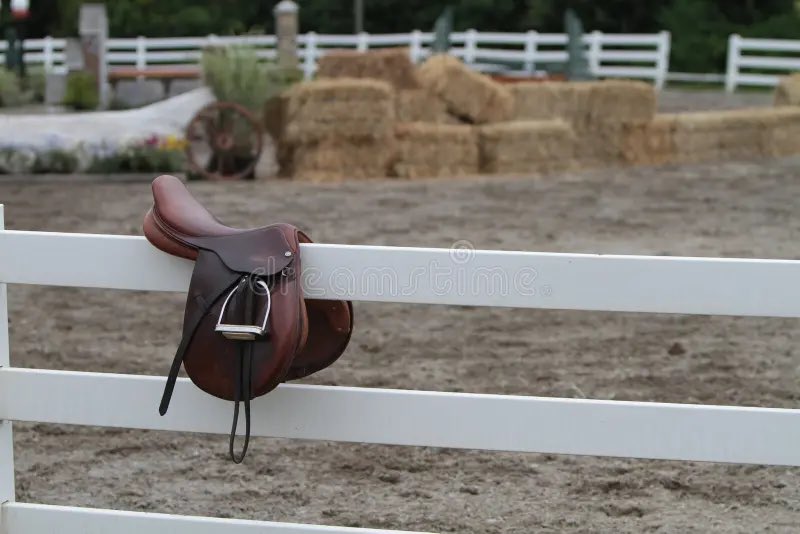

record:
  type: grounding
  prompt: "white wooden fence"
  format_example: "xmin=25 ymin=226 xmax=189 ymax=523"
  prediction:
xmin=1 ymin=30 xmax=672 ymax=88
xmin=2 ymin=203 xmax=800 ymax=532
xmin=725 ymin=34 xmax=800 ymax=92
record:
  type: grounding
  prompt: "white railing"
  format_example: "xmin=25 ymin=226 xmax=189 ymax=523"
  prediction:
xmin=2 ymin=30 xmax=671 ymax=87
xmin=725 ymin=34 xmax=800 ymax=92
xmin=3 ymin=203 xmax=800 ymax=532
xmin=0 ymin=37 xmax=67 ymax=74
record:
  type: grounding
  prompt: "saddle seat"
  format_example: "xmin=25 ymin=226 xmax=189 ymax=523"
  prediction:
xmin=143 ymin=175 xmax=353 ymax=462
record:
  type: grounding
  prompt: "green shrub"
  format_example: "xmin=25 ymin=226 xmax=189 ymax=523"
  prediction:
xmin=88 ymin=146 xmax=184 ymax=174
xmin=24 ymin=67 xmax=46 ymax=103
xmin=201 ymin=45 xmax=299 ymax=111
xmin=0 ymin=68 xmax=25 ymax=107
xmin=63 ymin=72 xmax=99 ymax=110
xmin=34 ymin=148 xmax=80 ymax=173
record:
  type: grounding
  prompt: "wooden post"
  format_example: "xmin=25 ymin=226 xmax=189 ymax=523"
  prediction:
xmin=0 ymin=204 xmax=15 ymax=512
xmin=273 ymin=0 xmax=299 ymax=70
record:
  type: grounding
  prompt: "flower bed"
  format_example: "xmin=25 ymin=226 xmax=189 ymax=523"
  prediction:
xmin=0 ymin=134 xmax=187 ymax=174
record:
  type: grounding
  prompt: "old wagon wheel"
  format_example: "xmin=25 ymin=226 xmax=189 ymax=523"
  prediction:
xmin=185 ymin=101 xmax=264 ymax=181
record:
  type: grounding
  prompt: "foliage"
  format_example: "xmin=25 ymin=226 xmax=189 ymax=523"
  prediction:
xmin=33 ymin=148 xmax=80 ymax=173
xmin=88 ymin=135 xmax=185 ymax=173
xmin=0 ymin=135 xmax=186 ymax=174
xmin=0 ymin=68 xmax=26 ymax=107
xmin=63 ymin=72 xmax=99 ymax=110
xmin=23 ymin=67 xmax=47 ymax=103
xmin=22 ymin=0 xmax=800 ymax=74
xmin=201 ymin=45 xmax=299 ymax=110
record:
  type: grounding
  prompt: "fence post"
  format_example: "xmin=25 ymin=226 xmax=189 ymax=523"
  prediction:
xmin=409 ymin=29 xmax=422 ymax=64
xmin=0 ymin=205 xmax=15 ymax=512
xmin=43 ymin=36 xmax=54 ymax=72
xmin=274 ymin=0 xmax=299 ymax=69
xmin=725 ymin=34 xmax=741 ymax=93
xmin=655 ymin=30 xmax=671 ymax=90
xmin=357 ymin=31 xmax=369 ymax=52
xmin=464 ymin=28 xmax=477 ymax=65
xmin=303 ymin=31 xmax=317 ymax=80
xmin=523 ymin=30 xmax=538 ymax=73
xmin=587 ymin=30 xmax=602 ymax=76
xmin=136 ymin=35 xmax=146 ymax=71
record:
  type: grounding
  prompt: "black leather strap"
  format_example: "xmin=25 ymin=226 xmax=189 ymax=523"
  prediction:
xmin=229 ymin=342 xmax=252 ymax=464
xmin=159 ymin=254 xmax=239 ymax=417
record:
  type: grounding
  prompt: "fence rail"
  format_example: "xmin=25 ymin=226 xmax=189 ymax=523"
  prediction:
xmin=725 ymin=34 xmax=800 ymax=92
xmin=1 ymin=30 xmax=671 ymax=87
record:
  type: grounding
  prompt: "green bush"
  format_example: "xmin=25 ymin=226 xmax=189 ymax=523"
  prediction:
xmin=201 ymin=45 xmax=299 ymax=110
xmin=34 ymin=148 xmax=80 ymax=173
xmin=63 ymin=72 xmax=99 ymax=110
xmin=24 ymin=67 xmax=46 ymax=103
xmin=0 ymin=68 xmax=25 ymax=107
xmin=88 ymin=146 xmax=184 ymax=174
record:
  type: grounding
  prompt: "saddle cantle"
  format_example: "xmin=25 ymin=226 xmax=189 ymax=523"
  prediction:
xmin=143 ymin=175 xmax=353 ymax=462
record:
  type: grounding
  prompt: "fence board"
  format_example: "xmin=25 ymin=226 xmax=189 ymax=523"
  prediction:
xmin=3 ymin=230 xmax=800 ymax=316
xmin=1 ymin=368 xmax=800 ymax=466
xmin=1 ymin=503 xmax=427 ymax=534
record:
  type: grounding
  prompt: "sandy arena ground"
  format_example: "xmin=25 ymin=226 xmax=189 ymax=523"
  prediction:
xmin=2 ymin=155 xmax=800 ymax=533
xmin=1 ymin=90 xmax=798 ymax=533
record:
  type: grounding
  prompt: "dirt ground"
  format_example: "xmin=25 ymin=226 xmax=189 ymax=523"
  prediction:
xmin=2 ymin=90 xmax=799 ymax=533
xmin=2 ymin=154 xmax=800 ymax=533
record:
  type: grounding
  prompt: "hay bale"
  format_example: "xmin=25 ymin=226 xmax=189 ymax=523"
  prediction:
xmin=578 ymin=80 xmax=656 ymax=126
xmin=571 ymin=124 xmax=628 ymax=169
xmin=478 ymin=120 xmax=575 ymax=175
xmin=672 ymin=109 xmax=765 ymax=164
xmin=392 ymin=122 xmax=478 ymax=178
xmin=761 ymin=106 xmax=800 ymax=157
xmin=395 ymin=89 xmax=456 ymax=123
xmin=281 ymin=78 xmax=395 ymax=143
xmin=417 ymin=54 xmax=513 ymax=124
xmin=774 ymin=73 xmax=800 ymax=107
xmin=620 ymin=114 xmax=677 ymax=166
xmin=509 ymin=82 xmax=582 ymax=121
xmin=509 ymin=80 xmax=655 ymax=126
xmin=282 ymin=137 xmax=396 ymax=182
xmin=316 ymin=48 xmax=421 ymax=90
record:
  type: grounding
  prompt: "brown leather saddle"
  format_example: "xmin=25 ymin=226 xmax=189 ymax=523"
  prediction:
xmin=143 ymin=175 xmax=353 ymax=462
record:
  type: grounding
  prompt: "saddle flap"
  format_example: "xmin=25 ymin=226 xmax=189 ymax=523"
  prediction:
xmin=189 ymin=227 xmax=297 ymax=277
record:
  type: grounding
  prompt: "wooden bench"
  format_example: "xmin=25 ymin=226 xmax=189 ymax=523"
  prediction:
xmin=108 ymin=66 xmax=201 ymax=97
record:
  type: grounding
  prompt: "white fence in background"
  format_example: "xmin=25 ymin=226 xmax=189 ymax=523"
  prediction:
xmin=3 ymin=203 xmax=800 ymax=532
xmin=0 ymin=30 xmax=672 ymax=88
xmin=726 ymin=34 xmax=800 ymax=92
xmin=0 ymin=37 xmax=67 ymax=74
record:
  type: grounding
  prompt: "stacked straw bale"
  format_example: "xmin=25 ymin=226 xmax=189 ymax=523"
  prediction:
xmin=316 ymin=48 xmax=421 ymax=90
xmin=392 ymin=122 xmax=478 ymax=178
xmin=509 ymin=80 xmax=655 ymax=125
xmin=619 ymin=114 xmax=677 ymax=166
xmin=761 ymin=106 xmax=800 ymax=157
xmin=572 ymin=80 xmax=656 ymax=169
xmin=418 ymin=54 xmax=513 ymax=124
xmin=672 ymin=109 xmax=765 ymax=164
xmin=509 ymin=82 xmax=583 ymax=122
xmin=774 ymin=73 xmax=800 ymax=107
xmin=272 ymin=78 xmax=396 ymax=180
xmin=479 ymin=120 xmax=575 ymax=175
xmin=394 ymin=89 xmax=455 ymax=123
xmin=507 ymin=80 xmax=655 ymax=169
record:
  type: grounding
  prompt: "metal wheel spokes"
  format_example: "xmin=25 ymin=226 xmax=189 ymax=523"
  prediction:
xmin=185 ymin=102 xmax=264 ymax=181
